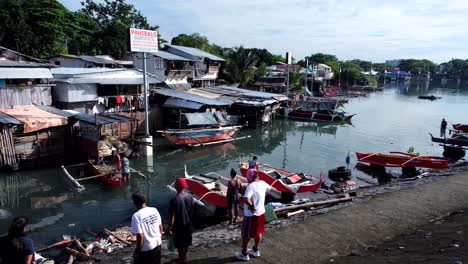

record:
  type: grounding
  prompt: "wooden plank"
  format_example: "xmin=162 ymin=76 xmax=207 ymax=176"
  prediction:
xmin=103 ymin=228 xmax=131 ymax=245
xmin=274 ymin=196 xmax=352 ymax=213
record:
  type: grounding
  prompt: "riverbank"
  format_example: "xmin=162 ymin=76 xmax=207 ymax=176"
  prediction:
xmin=90 ymin=162 xmax=468 ymax=263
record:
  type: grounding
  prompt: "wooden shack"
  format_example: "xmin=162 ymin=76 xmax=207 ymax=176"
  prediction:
xmin=0 ymin=105 xmax=69 ymax=170
xmin=70 ymin=113 xmax=137 ymax=160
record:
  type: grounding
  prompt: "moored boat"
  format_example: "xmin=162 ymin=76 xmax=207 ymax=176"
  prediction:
xmin=168 ymin=169 xmax=247 ymax=207
xmin=453 ymin=124 xmax=468 ymax=133
xmin=430 ymin=133 xmax=468 ymax=147
xmin=239 ymin=163 xmax=322 ymax=193
xmin=356 ymin=151 xmax=448 ymax=169
xmin=88 ymin=160 xmax=123 ymax=187
xmin=158 ymin=126 xmax=241 ymax=147
xmin=288 ymin=109 xmax=355 ymax=122
xmin=348 ymin=85 xmax=384 ymax=92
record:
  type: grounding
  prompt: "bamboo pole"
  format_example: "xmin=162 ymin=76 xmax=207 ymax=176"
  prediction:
xmin=273 ymin=196 xmax=352 ymax=213
xmin=73 ymin=240 xmax=89 ymax=256
xmin=76 ymin=172 xmax=113 ymax=182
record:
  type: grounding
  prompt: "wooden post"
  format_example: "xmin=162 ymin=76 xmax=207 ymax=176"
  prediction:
xmin=103 ymin=228 xmax=131 ymax=245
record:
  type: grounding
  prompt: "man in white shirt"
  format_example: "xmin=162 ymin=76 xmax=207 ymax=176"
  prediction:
xmin=131 ymin=191 xmax=163 ymax=264
xmin=235 ymin=172 xmax=271 ymax=261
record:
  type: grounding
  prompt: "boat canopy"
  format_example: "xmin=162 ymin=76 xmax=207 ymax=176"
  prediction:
xmin=185 ymin=112 xmax=219 ymax=126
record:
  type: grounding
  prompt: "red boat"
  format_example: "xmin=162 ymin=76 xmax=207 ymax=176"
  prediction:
xmin=239 ymin=163 xmax=322 ymax=193
xmin=169 ymin=169 xmax=247 ymax=207
xmin=356 ymin=152 xmax=448 ymax=169
xmin=453 ymin=124 xmax=468 ymax=133
xmin=158 ymin=126 xmax=241 ymax=147
xmin=88 ymin=161 xmax=123 ymax=187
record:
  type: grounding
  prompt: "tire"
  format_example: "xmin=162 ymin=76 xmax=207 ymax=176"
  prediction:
xmin=328 ymin=166 xmax=352 ymax=181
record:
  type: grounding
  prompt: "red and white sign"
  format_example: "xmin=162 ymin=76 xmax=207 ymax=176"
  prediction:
xmin=129 ymin=28 xmax=158 ymax=52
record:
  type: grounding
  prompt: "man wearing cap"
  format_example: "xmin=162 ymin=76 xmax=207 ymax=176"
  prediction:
xmin=131 ymin=191 xmax=163 ymax=264
xmin=167 ymin=178 xmax=194 ymax=264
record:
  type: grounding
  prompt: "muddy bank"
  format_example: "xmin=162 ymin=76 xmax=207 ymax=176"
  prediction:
xmin=86 ymin=162 xmax=468 ymax=263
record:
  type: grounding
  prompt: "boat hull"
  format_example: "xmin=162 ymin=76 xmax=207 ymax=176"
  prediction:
xmin=453 ymin=124 xmax=468 ymax=133
xmin=239 ymin=163 xmax=322 ymax=193
xmin=288 ymin=109 xmax=354 ymax=122
xmin=356 ymin=152 xmax=448 ymax=169
xmin=160 ymin=127 xmax=239 ymax=146
xmin=430 ymin=133 xmax=468 ymax=147
xmin=88 ymin=161 xmax=123 ymax=187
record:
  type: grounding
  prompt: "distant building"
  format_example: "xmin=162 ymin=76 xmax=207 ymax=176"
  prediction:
xmin=165 ymin=45 xmax=224 ymax=87
xmin=255 ymin=76 xmax=286 ymax=93
xmin=126 ymin=50 xmax=194 ymax=90
xmin=49 ymin=54 xmax=133 ymax=68
xmin=0 ymin=46 xmax=54 ymax=108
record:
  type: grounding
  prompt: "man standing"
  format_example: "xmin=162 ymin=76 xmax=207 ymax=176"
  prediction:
xmin=131 ymin=191 xmax=163 ymax=264
xmin=248 ymin=156 xmax=259 ymax=170
xmin=168 ymin=178 xmax=194 ymax=264
xmin=121 ymin=154 xmax=131 ymax=182
xmin=440 ymin=118 xmax=448 ymax=138
xmin=235 ymin=172 xmax=271 ymax=261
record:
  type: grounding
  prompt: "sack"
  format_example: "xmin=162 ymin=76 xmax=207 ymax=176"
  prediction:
xmin=264 ymin=204 xmax=277 ymax=223
xmin=167 ymin=235 xmax=175 ymax=252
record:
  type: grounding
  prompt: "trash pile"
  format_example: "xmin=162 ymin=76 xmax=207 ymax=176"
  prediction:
xmin=36 ymin=226 xmax=135 ymax=264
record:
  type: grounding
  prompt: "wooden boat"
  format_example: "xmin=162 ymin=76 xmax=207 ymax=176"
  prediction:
xmin=239 ymin=163 xmax=322 ymax=193
xmin=430 ymin=133 xmax=468 ymax=147
xmin=356 ymin=151 xmax=448 ymax=169
xmin=288 ymin=109 xmax=355 ymax=122
xmin=168 ymin=169 xmax=246 ymax=207
xmin=158 ymin=126 xmax=242 ymax=147
xmin=348 ymin=85 xmax=384 ymax=92
xmin=453 ymin=124 xmax=468 ymax=133
xmin=88 ymin=160 xmax=123 ymax=187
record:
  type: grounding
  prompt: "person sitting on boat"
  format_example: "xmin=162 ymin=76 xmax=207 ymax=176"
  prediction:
xmin=440 ymin=118 xmax=447 ymax=138
xmin=122 ymin=154 xmax=131 ymax=182
xmin=248 ymin=156 xmax=259 ymax=170
xmin=227 ymin=168 xmax=243 ymax=225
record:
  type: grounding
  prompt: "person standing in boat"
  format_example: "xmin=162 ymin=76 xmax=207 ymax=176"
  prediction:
xmin=235 ymin=172 xmax=271 ymax=261
xmin=440 ymin=118 xmax=448 ymax=138
xmin=227 ymin=168 xmax=243 ymax=224
xmin=167 ymin=178 xmax=194 ymax=264
xmin=131 ymin=191 xmax=163 ymax=264
xmin=112 ymin=150 xmax=122 ymax=171
xmin=0 ymin=216 xmax=35 ymax=264
xmin=121 ymin=154 xmax=130 ymax=182
xmin=248 ymin=156 xmax=259 ymax=170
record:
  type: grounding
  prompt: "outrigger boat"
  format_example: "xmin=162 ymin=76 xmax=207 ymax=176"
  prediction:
xmin=356 ymin=151 xmax=448 ymax=169
xmin=239 ymin=163 xmax=322 ymax=193
xmin=158 ymin=112 xmax=248 ymax=147
xmin=348 ymin=85 xmax=384 ymax=92
xmin=88 ymin=160 xmax=123 ymax=187
xmin=453 ymin=124 xmax=468 ymax=133
xmin=288 ymin=109 xmax=355 ymax=122
xmin=430 ymin=133 xmax=468 ymax=147
xmin=167 ymin=167 xmax=247 ymax=207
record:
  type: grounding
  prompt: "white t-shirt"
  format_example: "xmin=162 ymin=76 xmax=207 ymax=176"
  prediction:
xmin=244 ymin=180 xmax=271 ymax=217
xmin=131 ymin=207 xmax=162 ymax=251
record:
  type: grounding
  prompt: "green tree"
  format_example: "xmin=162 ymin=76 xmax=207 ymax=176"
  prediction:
xmin=223 ymin=46 xmax=259 ymax=87
xmin=350 ymin=59 xmax=372 ymax=72
xmin=398 ymin=59 xmax=437 ymax=74
xmin=336 ymin=61 xmax=366 ymax=85
xmin=373 ymin=63 xmax=392 ymax=73
xmin=81 ymin=0 xmax=161 ymax=58
xmin=299 ymin=53 xmax=340 ymax=74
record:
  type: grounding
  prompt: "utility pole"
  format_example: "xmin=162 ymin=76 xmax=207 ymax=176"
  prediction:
xmin=142 ymin=52 xmax=149 ymax=137
xmin=304 ymin=58 xmax=309 ymax=95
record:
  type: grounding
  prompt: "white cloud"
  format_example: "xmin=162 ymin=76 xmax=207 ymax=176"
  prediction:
xmin=59 ymin=0 xmax=468 ymax=62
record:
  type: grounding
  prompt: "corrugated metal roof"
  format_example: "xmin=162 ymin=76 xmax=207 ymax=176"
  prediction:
xmin=72 ymin=113 xmax=120 ymax=125
xmin=150 ymin=51 xmax=193 ymax=61
xmin=163 ymin=98 xmax=203 ymax=110
xmin=0 ymin=67 xmax=53 ymax=79
xmin=167 ymin=45 xmax=225 ymax=61
xmin=0 ymin=60 xmax=52 ymax=67
xmin=36 ymin=105 xmax=77 ymax=118
xmin=199 ymin=86 xmax=288 ymax=101
xmin=0 ymin=113 xmax=22 ymax=125
xmin=51 ymin=67 xmax=121 ymax=76
xmin=100 ymin=113 xmax=131 ymax=123
xmin=52 ymin=68 xmax=162 ymax=84
xmin=155 ymin=88 xmax=232 ymax=106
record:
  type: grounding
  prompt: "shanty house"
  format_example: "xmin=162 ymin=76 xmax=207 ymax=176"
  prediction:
xmin=49 ymin=54 xmax=133 ymax=68
xmin=255 ymin=76 xmax=287 ymax=93
xmin=0 ymin=105 xmax=71 ymax=170
xmin=127 ymin=51 xmax=194 ymax=90
xmin=165 ymin=45 xmax=225 ymax=87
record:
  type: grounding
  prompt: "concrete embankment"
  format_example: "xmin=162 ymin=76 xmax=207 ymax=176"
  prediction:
xmin=182 ymin=171 xmax=468 ymax=264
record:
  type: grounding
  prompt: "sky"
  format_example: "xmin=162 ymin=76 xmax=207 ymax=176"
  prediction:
xmin=59 ymin=0 xmax=468 ymax=63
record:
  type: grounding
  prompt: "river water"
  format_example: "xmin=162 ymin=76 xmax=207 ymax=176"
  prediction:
xmin=1 ymin=82 xmax=468 ymax=245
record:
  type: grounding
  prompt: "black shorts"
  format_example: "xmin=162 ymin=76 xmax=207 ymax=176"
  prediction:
xmin=122 ymin=172 xmax=130 ymax=177
xmin=135 ymin=245 xmax=161 ymax=264
xmin=227 ymin=195 xmax=239 ymax=210
xmin=173 ymin=231 xmax=192 ymax=248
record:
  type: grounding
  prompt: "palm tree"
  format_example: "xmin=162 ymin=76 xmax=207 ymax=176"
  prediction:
xmin=223 ymin=46 xmax=259 ymax=87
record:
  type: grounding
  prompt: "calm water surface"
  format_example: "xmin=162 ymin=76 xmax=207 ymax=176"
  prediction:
xmin=1 ymin=82 xmax=468 ymax=245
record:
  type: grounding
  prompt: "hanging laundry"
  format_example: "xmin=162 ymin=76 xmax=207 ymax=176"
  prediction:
xmin=108 ymin=97 xmax=117 ymax=108
xmin=116 ymin=95 xmax=122 ymax=105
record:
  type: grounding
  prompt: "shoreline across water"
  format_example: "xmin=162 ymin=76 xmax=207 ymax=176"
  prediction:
xmin=62 ymin=161 xmax=468 ymax=263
